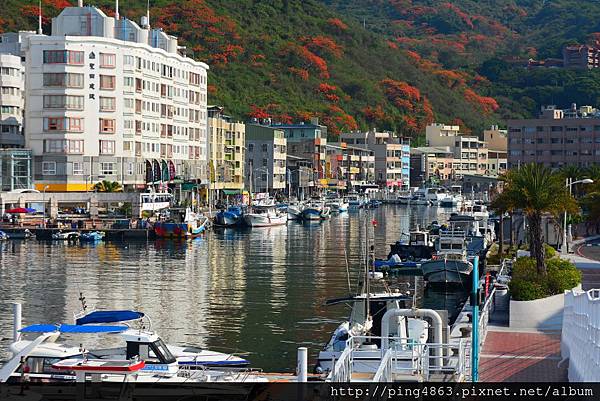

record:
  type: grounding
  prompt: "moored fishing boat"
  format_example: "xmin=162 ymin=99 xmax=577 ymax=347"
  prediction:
xmin=154 ymin=209 xmax=210 ymax=239
xmin=0 ymin=230 xmax=9 ymax=240
xmin=287 ymin=202 xmax=304 ymax=220
xmin=325 ymin=198 xmax=348 ymax=213
xmin=302 ymin=200 xmax=330 ymax=220
xmin=244 ymin=205 xmax=287 ymax=227
xmin=214 ymin=205 xmax=246 ymax=227
xmin=420 ymin=230 xmax=473 ymax=285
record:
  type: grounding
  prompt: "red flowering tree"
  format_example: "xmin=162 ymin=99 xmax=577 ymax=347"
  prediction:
xmin=155 ymin=0 xmax=242 ymax=66
xmin=327 ymin=18 xmax=348 ymax=31
xmin=463 ymin=89 xmax=499 ymax=114
xmin=302 ymin=35 xmax=344 ymax=59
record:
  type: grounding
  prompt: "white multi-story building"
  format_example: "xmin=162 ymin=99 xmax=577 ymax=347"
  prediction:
xmin=17 ymin=4 xmax=208 ymax=192
xmin=0 ymin=53 xmax=25 ymax=148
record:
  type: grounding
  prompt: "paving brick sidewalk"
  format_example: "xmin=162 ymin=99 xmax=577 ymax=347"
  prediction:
xmin=479 ymin=331 xmax=567 ymax=382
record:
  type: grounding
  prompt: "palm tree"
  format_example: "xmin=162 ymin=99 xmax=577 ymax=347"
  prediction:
xmin=93 ymin=180 xmax=123 ymax=193
xmin=585 ymin=164 xmax=600 ymax=181
xmin=491 ymin=163 xmax=577 ymax=276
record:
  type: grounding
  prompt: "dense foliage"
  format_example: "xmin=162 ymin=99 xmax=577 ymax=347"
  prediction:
xmin=6 ymin=1 xmax=600 ymax=137
xmin=510 ymin=256 xmax=581 ymax=301
xmin=490 ymin=163 xmax=577 ymax=276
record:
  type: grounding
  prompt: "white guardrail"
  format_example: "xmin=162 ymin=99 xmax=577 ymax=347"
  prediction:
xmin=562 ymin=288 xmax=600 ymax=382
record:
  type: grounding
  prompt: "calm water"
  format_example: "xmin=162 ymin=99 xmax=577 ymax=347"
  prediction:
xmin=0 ymin=205 xmax=467 ymax=372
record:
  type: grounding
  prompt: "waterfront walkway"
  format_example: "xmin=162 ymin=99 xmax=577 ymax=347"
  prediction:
xmin=479 ymin=329 xmax=567 ymax=382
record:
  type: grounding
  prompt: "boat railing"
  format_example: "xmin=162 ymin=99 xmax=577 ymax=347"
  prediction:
xmin=329 ymin=345 xmax=353 ymax=382
xmin=372 ymin=348 xmax=394 ymax=382
xmin=340 ymin=335 xmax=468 ymax=381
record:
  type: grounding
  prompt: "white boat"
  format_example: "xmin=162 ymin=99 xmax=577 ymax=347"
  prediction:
xmin=244 ymin=205 xmax=287 ymax=227
xmin=2 ymin=323 xmax=266 ymax=384
xmin=316 ymin=292 xmax=428 ymax=373
xmin=325 ymin=198 xmax=349 ymax=213
xmin=51 ymin=231 xmax=80 ymax=240
xmin=287 ymin=202 xmax=304 ymax=220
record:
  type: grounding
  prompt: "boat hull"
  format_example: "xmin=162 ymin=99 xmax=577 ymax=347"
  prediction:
xmin=154 ymin=221 xmax=207 ymax=238
xmin=421 ymin=259 xmax=472 ymax=285
xmin=287 ymin=206 xmax=303 ymax=220
xmin=302 ymin=208 xmax=322 ymax=221
xmin=244 ymin=214 xmax=287 ymax=227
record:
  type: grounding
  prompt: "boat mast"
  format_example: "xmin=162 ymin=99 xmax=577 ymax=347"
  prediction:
xmin=364 ymin=216 xmax=371 ymax=322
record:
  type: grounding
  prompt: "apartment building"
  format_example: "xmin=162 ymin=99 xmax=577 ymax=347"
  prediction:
xmin=426 ymin=123 xmax=488 ymax=178
xmin=0 ymin=53 xmax=25 ymax=148
xmin=508 ymin=104 xmax=600 ymax=169
xmin=340 ymin=130 xmax=409 ymax=189
xmin=483 ymin=125 xmax=508 ymax=176
xmin=287 ymin=154 xmax=313 ymax=199
xmin=273 ymin=118 xmax=327 ymax=185
xmin=410 ymin=146 xmax=455 ymax=187
xmin=208 ymin=106 xmax=245 ymax=195
xmin=245 ymin=124 xmax=286 ymax=193
xmin=6 ymin=4 xmax=208 ymax=192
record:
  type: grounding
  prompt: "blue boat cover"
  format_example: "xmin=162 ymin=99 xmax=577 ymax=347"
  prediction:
xmin=20 ymin=324 xmax=127 ymax=333
xmin=76 ymin=310 xmax=144 ymax=325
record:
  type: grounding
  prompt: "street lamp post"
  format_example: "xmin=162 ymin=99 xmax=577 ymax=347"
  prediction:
xmin=42 ymin=185 xmax=49 ymax=229
xmin=562 ymin=178 xmax=593 ymax=254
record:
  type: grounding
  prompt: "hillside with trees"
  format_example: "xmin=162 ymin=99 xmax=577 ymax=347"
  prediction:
xmin=4 ymin=1 xmax=600 ymax=139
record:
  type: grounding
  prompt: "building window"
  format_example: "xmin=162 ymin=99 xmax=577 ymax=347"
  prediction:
xmin=99 ymin=97 xmax=115 ymax=112
xmin=123 ymin=55 xmax=134 ymax=66
xmin=99 ymin=75 xmax=115 ymax=90
xmin=43 ymin=72 xmax=84 ymax=88
xmin=99 ymin=140 xmax=115 ymax=155
xmin=72 ymin=162 xmax=84 ymax=175
xmin=43 ymin=95 xmax=84 ymax=110
xmin=42 ymin=161 xmax=56 ymax=175
xmin=123 ymin=77 xmax=134 ymax=87
xmin=43 ymin=50 xmax=84 ymax=65
xmin=43 ymin=117 xmax=84 ymax=132
xmin=99 ymin=162 xmax=115 ymax=175
xmin=99 ymin=118 xmax=115 ymax=133
xmin=126 ymin=162 xmax=134 ymax=175
xmin=99 ymin=53 xmax=116 ymax=68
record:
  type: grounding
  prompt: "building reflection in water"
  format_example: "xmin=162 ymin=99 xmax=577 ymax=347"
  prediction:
xmin=0 ymin=205 xmax=468 ymax=372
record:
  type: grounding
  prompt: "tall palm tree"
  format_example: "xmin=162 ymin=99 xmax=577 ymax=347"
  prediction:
xmin=93 ymin=180 xmax=123 ymax=193
xmin=491 ymin=163 xmax=577 ymax=275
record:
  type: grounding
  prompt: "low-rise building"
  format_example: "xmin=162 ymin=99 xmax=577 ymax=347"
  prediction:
xmin=426 ymin=123 xmax=488 ymax=178
xmin=563 ymin=44 xmax=600 ymax=69
xmin=507 ymin=104 xmax=600 ymax=169
xmin=208 ymin=106 xmax=245 ymax=197
xmin=340 ymin=130 xmax=409 ymax=190
xmin=273 ymin=118 xmax=327 ymax=188
xmin=483 ymin=125 xmax=507 ymax=176
xmin=410 ymin=146 xmax=455 ymax=187
xmin=245 ymin=123 xmax=286 ymax=194
xmin=286 ymin=154 xmax=313 ymax=199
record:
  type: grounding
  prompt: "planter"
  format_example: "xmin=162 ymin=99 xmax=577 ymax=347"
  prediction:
xmin=509 ymin=293 xmax=565 ymax=330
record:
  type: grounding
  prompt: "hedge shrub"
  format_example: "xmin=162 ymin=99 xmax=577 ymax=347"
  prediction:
xmin=509 ymin=256 xmax=581 ymax=301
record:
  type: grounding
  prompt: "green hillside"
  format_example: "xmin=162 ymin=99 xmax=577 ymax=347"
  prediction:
xmin=0 ymin=0 xmax=502 ymax=140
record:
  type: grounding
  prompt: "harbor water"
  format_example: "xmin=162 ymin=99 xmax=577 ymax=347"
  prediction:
xmin=0 ymin=205 xmax=468 ymax=373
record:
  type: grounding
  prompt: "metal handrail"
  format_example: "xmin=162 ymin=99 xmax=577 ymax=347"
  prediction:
xmin=372 ymin=348 xmax=394 ymax=382
xmin=329 ymin=346 xmax=353 ymax=382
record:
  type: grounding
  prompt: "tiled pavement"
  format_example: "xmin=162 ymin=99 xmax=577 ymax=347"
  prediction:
xmin=479 ymin=330 xmax=567 ymax=382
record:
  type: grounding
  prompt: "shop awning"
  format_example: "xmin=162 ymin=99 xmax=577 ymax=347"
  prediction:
xmin=223 ymin=189 xmax=242 ymax=195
